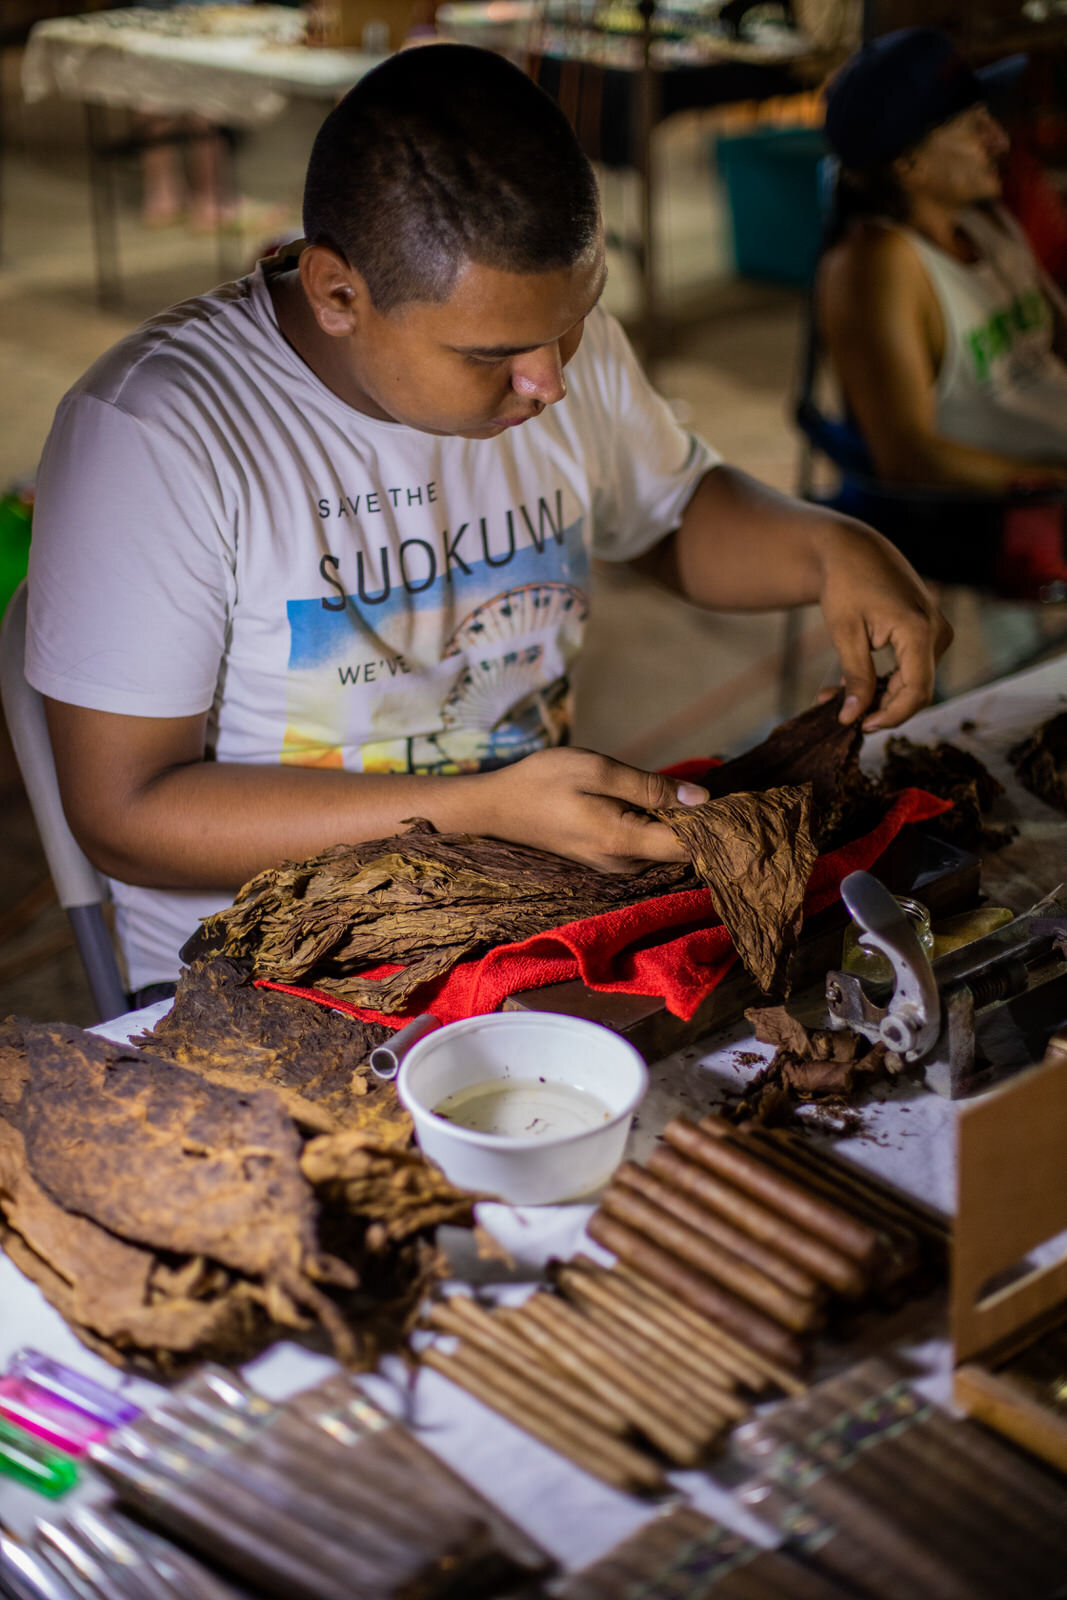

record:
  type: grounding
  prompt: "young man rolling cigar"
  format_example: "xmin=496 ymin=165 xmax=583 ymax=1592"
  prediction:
xmin=26 ymin=44 xmax=951 ymax=998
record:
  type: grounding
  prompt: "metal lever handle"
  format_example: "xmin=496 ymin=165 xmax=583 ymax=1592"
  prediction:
xmin=839 ymin=871 xmax=941 ymax=1060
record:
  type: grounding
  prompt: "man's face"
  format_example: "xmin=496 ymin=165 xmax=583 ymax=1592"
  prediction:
xmin=346 ymin=239 xmax=607 ymax=439
xmin=904 ymin=103 xmax=1010 ymax=206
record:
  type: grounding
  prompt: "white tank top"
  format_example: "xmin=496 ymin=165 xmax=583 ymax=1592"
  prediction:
xmin=899 ymin=205 xmax=1067 ymax=464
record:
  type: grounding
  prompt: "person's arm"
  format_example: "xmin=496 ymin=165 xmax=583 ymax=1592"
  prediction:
xmin=629 ymin=463 xmax=952 ymax=732
xmin=44 ymin=698 xmax=709 ymax=887
xmin=818 ymin=225 xmax=1067 ymax=492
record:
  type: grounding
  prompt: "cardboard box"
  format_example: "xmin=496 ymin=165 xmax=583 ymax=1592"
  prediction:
xmin=952 ymin=1033 xmax=1067 ymax=1472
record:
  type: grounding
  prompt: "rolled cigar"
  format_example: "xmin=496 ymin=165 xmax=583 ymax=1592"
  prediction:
xmin=837 ymin=1362 xmax=1067 ymax=1542
xmin=611 ymin=1261 xmax=807 ymax=1395
xmin=771 ymin=1379 xmax=1034 ymax=1600
xmin=587 ymin=1211 xmax=806 ymax=1370
xmin=819 ymin=1371 xmax=1067 ymax=1595
xmin=747 ymin=1420 xmax=984 ymax=1600
xmin=759 ymin=1127 xmax=950 ymax=1246
xmin=730 ymin=1129 xmax=920 ymax=1280
xmin=551 ymin=1263 xmax=748 ymax=1419
xmin=420 ymin=1346 xmax=666 ymax=1494
xmin=90 ymin=1443 xmax=369 ymax=1600
xmin=646 ymin=1144 xmax=868 ymax=1299
xmin=615 ymin=1159 xmax=826 ymax=1301
xmin=599 ymin=1184 xmax=823 ymax=1334
xmin=237 ymin=1412 xmax=464 ymax=1550
xmin=674 ymin=1116 xmax=882 ymax=1265
xmin=547 ymin=1287 xmax=738 ymax=1427
xmin=565 ymin=1255 xmax=758 ymax=1392
xmin=426 ymin=1299 xmax=630 ymax=1433
xmin=513 ymin=1294 xmax=714 ymax=1464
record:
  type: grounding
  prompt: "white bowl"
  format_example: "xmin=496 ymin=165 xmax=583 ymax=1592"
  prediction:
xmin=397 ymin=1012 xmax=648 ymax=1206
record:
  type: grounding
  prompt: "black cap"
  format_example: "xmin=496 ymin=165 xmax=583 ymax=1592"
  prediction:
xmin=824 ymin=27 xmax=1027 ymax=171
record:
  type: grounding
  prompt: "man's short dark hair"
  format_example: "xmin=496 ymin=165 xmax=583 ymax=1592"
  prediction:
xmin=302 ymin=44 xmax=601 ymax=311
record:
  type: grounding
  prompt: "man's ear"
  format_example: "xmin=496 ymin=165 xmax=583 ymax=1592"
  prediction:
xmin=299 ymin=244 xmax=371 ymax=337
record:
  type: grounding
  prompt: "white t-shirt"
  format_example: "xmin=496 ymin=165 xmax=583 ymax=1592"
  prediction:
xmin=26 ymin=252 xmax=718 ymax=989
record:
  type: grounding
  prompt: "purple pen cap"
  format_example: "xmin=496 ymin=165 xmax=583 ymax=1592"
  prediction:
xmin=6 ymin=1350 xmax=141 ymax=1431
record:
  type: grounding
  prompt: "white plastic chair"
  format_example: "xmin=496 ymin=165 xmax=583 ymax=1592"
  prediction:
xmin=0 ymin=580 xmax=128 ymax=1020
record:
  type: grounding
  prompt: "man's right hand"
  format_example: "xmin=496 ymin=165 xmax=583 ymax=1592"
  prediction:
xmin=476 ymin=746 xmax=709 ymax=873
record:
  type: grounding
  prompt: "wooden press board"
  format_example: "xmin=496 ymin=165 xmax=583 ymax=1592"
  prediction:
xmin=505 ymin=829 xmax=981 ymax=1062
xmin=953 ymin=1037 xmax=1067 ymax=1471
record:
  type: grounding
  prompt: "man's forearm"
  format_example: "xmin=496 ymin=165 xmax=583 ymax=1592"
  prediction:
xmin=74 ymin=760 xmax=497 ymax=890
xmin=869 ymin=430 xmax=1067 ymax=495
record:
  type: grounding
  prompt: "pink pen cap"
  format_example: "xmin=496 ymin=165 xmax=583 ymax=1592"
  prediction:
xmin=0 ymin=1378 xmax=111 ymax=1456
xmin=6 ymin=1349 xmax=141 ymax=1431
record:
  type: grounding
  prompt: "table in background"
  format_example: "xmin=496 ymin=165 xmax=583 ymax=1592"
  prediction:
xmin=1 ymin=655 xmax=1066 ymax=1571
xmin=20 ymin=5 xmax=383 ymax=304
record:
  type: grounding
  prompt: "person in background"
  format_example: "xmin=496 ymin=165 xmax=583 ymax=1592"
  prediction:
xmin=25 ymin=44 xmax=949 ymax=998
xmin=818 ymin=27 xmax=1067 ymax=498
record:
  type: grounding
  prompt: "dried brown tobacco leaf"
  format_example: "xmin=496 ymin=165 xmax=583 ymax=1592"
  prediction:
xmin=16 ymin=1024 xmax=360 ymax=1362
xmin=724 ymin=1010 xmax=902 ymax=1123
xmin=702 ymin=689 xmax=875 ymax=848
xmin=1009 ymin=711 xmax=1067 ymax=815
xmin=302 ymin=1131 xmax=481 ymax=1242
xmin=879 ymin=737 xmax=1013 ymax=851
xmin=0 ymin=1016 xmax=29 ymax=1117
xmin=0 ymin=1116 xmax=269 ymax=1370
xmin=190 ymin=821 xmax=687 ymax=1012
xmin=652 ymin=786 xmax=817 ymax=995
xmin=136 ymin=958 xmax=409 ymax=1143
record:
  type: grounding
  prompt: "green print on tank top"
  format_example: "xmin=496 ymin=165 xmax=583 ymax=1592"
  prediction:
xmin=967 ymin=287 xmax=1049 ymax=382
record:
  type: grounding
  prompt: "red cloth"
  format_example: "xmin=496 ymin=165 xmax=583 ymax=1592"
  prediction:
xmin=256 ymin=787 xmax=951 ymax=1028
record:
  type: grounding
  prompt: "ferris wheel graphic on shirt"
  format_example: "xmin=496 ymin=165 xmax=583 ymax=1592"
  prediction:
xmin=280 ymin=499 xmax=592 ymax=774
xmin=362 ymin=580 xmax=589 ymax=775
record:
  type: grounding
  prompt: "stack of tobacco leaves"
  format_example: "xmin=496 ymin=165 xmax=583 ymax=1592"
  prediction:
xmin=0 ymin=1009 xmax=477 ymax=1374
xmin=734 ymin=1355 xmax=1067 ymax=1600
xmin=186 ymin=690 xmax=911 ymax=1011
xmin=419 ymin=1263 xmax=795 ymax=1493
xmin=135 ymin=954 xmax=408 ymax=1140
xmin=1009 ymin=709 xmax=1067 ymax=815
xmin=556 ymin=1504 xmax=858 ymax=1600
xmin=85 ymin=1364 xmax=549 ymax=1599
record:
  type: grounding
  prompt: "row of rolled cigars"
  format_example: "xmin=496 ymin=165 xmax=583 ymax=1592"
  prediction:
xmin=420 ymin=1115 xmax=945 ymax=1490
xmin=555 ymin=1505 xmax=857 ymax=1600
xmin=9 ymin=1365 xmax=550 ymax=1600
xmin=734 ymin=1355 xmax=1067 ymax=1600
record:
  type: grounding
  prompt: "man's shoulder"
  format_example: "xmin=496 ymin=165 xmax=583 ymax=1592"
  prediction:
xmin=70 ymin=274 xmax=265 ymax=410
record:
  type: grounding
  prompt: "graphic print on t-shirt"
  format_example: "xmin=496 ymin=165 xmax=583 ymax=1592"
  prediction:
xmin=281 ymin=511 xmax=590 ymax=774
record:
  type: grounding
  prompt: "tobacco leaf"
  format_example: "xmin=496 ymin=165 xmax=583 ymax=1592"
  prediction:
xmin=0 ymin=1016 xmax=29 ymax=1118
xmin=701 ymin=689 xmax=875 ymax=848
xmin=1009 ymin=710 xmax=1067 ymax=815
xmin=0 ymin=1115 xmax=270 ymax=1371
xmin=136 ymin=957 xmax=410 ymax=1143
xmin=301 ymin=1131 xmax=481 ymax=1243
xmin=15 ymin=1023 xmax=361 ymax=1361
xmin=189 ymin=821 xmax=688 ymax=1012
xmin=652 ymin=786 xmax=817 ymax=995
xmin=879 ymin=736 xmax=1013 ymax=851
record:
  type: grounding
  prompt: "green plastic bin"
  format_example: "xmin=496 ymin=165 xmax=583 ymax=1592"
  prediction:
xmin=715 ymin=126 xmax=827 ymax=288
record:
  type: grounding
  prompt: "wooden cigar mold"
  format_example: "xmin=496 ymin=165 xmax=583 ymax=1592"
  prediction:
xmin=953 ymin=1034 xmax=1067 ymax=1477
xmin=504 ymin=831 xmax=979 ymax=1061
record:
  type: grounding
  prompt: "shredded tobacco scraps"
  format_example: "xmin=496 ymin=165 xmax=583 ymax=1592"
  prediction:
xmin=652 ymin=786 xmax=816 ymax=995
xmin=878 ymin=737 xmax=1013 ymax=852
